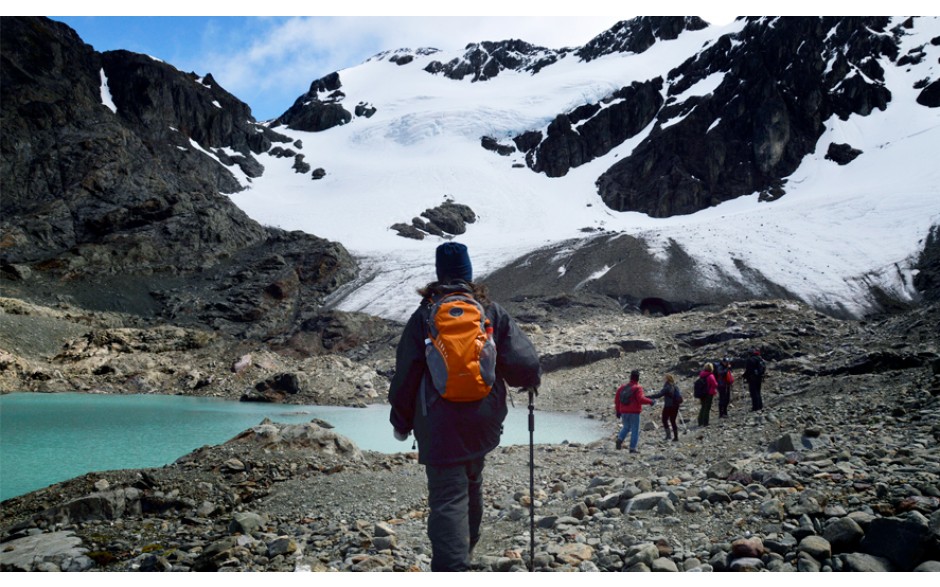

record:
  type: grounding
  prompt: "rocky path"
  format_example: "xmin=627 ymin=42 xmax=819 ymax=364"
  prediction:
xmin=2 ymin=299 xmax=939 ymax=572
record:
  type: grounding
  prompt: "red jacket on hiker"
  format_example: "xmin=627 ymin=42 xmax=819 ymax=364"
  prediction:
xmin=615 ymin=382 xmax=654 ymax=415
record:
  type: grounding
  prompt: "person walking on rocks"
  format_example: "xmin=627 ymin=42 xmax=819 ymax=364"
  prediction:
xmin=743 ymin=348 xmax=766 ymax=411
xmin=716 ymin=357 xmax=734 ymax=418
xmin=647 ymin=373 xmax=682 ymax=441
xmin=388 ymin=242 xmax=541 ymax=572
xmin=614 ymin=369 xmax=654 ymax=452
xmin=695 ymin=363 xmax=718 ymax=427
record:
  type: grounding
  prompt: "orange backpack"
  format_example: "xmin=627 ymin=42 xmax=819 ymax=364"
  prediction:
xmin=425 ymin=292 xmax=497 ymax=402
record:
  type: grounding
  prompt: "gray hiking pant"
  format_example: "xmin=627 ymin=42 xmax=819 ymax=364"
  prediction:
xmin=425 ymin=457 xmax=485 ymax=571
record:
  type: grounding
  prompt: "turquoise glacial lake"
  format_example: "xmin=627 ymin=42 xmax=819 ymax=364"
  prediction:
xmin=0 ymin=392 xmax=606 ymax=501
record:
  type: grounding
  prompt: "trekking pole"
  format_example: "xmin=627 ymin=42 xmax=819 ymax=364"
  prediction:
xmin=527 ymin=386 xmax=537 ymax=572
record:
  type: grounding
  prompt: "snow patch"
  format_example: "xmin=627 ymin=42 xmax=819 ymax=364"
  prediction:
xmin=99 ymin=69 xmax=116 ymax=113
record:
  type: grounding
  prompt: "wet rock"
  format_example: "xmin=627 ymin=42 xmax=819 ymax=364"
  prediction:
xmin=729 ymin=557 xmax=764 ymax=571
xmin=838 ymin=552 xmax=894 ymax=572
xmin=859 ymin=516 xmax=934 ymax=571
xmin=823 ymin=516 xmax=865 ymax=553
xmin=651 ymin=557 xmax=678 ymax=572
xmin=797 ymin=550 xmax=822 ymax=572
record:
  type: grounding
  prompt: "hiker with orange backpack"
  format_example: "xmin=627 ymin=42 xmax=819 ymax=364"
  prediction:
xmin=388 ymin=242 xmax=541 ymax=572
xmin=614 ymin=370 xmax=655 ymax=453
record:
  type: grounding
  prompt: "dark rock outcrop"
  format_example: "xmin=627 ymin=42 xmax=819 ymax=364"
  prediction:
xmin=425 ymin=39 xmax=562 ymax=82
xmin=481 ymin=136 xmax=515 ymax=156
xmin=514 ymin=80 xmax=664 ymax=177
xmin=916 ymin=79 xmax=940 ymax=107
xmin=0 ymin=17 xmax=357 ymax=338
xmin=825 ymin=142 xmax=863 ymax=165
xmin=576 ymin=16 xmax=709 ymax=61
xmin=595 ymin=17 xmax=899 ymax=217
xmin=914 ymin=226 xmax=940 ymax=302
xmin=391 ymin=200 xmax=477 ymax=239
xmin=273 ymin=72 xmax=353 ymax=131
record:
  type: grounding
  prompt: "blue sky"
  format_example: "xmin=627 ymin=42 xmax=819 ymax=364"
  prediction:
xmin=49 ymin=15 xmax=639 ymax=121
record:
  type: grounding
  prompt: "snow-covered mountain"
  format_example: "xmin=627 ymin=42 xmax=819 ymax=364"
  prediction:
xmin=3 ymin=16 xmax=938 ymax=331
xmin=225 ymin=16 xmax=940 ymax=321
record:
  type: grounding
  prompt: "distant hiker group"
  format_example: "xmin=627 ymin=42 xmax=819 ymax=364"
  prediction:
xmin=613 ymin=348 xmax=767 ymax=452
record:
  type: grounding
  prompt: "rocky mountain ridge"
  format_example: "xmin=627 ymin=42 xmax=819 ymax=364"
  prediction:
xmin=1 ymin=17 xmax=358 ymax=344
xmin=278 ymin=16 xmax=939 ymax=220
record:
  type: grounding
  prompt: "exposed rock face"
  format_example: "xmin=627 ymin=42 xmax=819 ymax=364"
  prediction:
xmin=425 ymin=39 xmax=562 ymax=81
xmin=515 ymin=80 xmax=664 ymax=178
xmin=470 ymin=17 xmax=920 ymax=218
xmin=273 ymin=72 xmax=354 ymax=131
xmin=917 ymin=79 xmax=940 ymax=107
xmin=915 ymin=226 xmax=940 ymax=303
xmin=0 ymin=17 xmax=293 ymax=272
xmin=825 ymin=142 xmax=863 ymax=165
xmin=0 ymin=17 xmax=358 ymax=339
xmin=391 ymin=200 xmax=476 ymax=239
xmin=576 ymin=16 xmax=709 ymax=61
xmin=485 ymin=233 xmax=798 ymax=317
xmin=595 ymin=16 xmax=900 ymax=217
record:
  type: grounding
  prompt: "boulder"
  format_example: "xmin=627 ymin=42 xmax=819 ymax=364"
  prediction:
xmin=0 ymin=531 xmax=92 ymax=572
xmin=798 ymin=535 xmax=832 ymax=560
xmin=731 ymin=536 xmax=765 ymax=558
xmin=729 ymin=557 xmax=764 ymax=571
xmin=838 ymin=552 xmax=893 ymax=572
xmin=623 ymin=492 xmax=671 ymax=512
xmin=823 ymin=516 xmax=865 ymax=553
xmin=824 ymin=142 xmax=863 ymax=165
xmin=859 ymin=516 xmax=933 ymax=571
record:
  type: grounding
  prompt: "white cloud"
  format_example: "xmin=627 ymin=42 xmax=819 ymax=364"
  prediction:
xmin=198 ymin=16 xmax=628 ymax=119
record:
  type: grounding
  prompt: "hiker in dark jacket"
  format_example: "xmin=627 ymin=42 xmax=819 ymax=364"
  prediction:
xmin=614 ymin=369 xmax=654 ymax=453
xmin=389 ymin=242 xmax=541 ymax=572
xmin=647 ymin=373 xmax=682 ymax=441
xmin=696 ymin=363 xmax=718 ymax=427
xmin=716 ymin=357 xmax=734 ymax=418
xmin=743 ymin=348 xmax=766 ymax=411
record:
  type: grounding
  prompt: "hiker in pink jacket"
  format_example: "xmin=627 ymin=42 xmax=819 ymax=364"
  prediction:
xmin=695 ymin=363 xmax=719 ymax=427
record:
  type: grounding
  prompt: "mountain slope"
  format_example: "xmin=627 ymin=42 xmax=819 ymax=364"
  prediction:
xmin=0 ymin=17 xmax=356 ymax=339
xmin=227 ymin=16 xmax=940 ymax=321
xmin=2 ymin=16 xmax=939 ymax=329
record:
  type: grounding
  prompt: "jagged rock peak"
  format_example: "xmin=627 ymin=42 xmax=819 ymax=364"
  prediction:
xmin=576 ymin=16 xmax=710 ymax=61
xmin=368 ymin=47 xmax=441 ymax=65
xmin=97 ymin=49 xmax=285 ymax=158
xmin=424 ymin=38 xmax=566 ymax=82
xmin=273 ymin=71 xmax=353 ymax=132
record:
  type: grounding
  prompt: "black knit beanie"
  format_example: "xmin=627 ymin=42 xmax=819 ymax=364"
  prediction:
xmin=435 ymin=242 xmax=473 ymax=282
